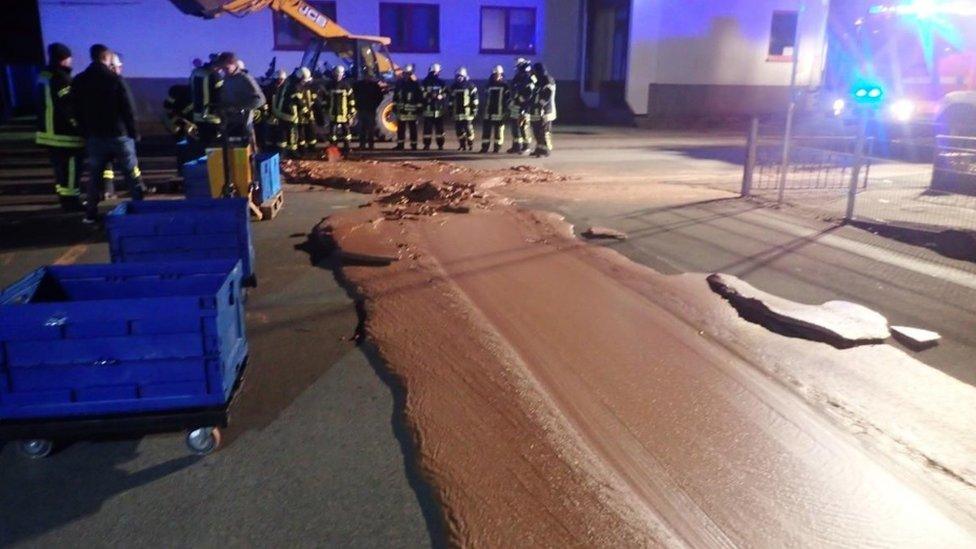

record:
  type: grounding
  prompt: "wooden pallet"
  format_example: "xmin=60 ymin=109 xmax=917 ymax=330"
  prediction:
xmin=256 ymin=190 xmax=284 ymax=221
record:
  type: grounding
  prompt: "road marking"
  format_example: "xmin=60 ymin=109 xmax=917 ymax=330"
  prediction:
xmin=53 ymin=244 xmax=88 ymax=265
xmin=753 ymin=215 xmax=976 ymax=291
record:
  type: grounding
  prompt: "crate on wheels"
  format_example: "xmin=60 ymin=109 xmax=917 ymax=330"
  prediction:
xmin=106 ymin=198 xmax=256 ymax=286
xmin=0 ymin=260 xmax=248 ymax=457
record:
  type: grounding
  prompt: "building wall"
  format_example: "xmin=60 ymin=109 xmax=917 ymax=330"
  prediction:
xmin=625 ymin=0 xmax=829 ymax=116
xmin=38 ymin=0 xmax=581 ymax=123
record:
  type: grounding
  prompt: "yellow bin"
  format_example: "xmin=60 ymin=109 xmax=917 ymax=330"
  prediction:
xmin=206 ymin=146 xmax=253 ymax=198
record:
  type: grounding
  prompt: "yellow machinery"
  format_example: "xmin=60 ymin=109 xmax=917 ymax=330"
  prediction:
xmin=170 ymin=0 xmax=399 ymax=138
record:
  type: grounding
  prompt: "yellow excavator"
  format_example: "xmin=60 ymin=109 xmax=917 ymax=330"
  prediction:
xmin=170 ymin=0 xmax=399 ymax=138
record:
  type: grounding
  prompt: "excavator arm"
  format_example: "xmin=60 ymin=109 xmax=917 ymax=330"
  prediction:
xmin=170 ymin=0 xmax=395 ymax=77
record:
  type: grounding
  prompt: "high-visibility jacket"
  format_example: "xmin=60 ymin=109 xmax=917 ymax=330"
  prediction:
xmin=272 ymin=76 xmax=303 ymax=124
xmin=393 ymin=77 xmax=423 ymax=121
xmin=484 ymin=78 xmax=509 ymax=122
xmin=35 ymin=65 xmax=83 ymax=148
xmin=450 ymin=79 xmax=479 ymax=121
xmin=298 ymin=84 xmax=317 ymax=125
xmin=322 ymin=78 xmax=356 ymax=124
xmin=529 ymin=75 xmax=557 ymax=122
xmin=190 ymin=65 xmax=223 ymax=124
xmin=421 ymin=73 xmax=447 ymax=118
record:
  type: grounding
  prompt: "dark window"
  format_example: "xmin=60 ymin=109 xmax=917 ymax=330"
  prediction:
xmin=768 ymin=11 xmax=798 ymax=60
xmin=273 ymin=1 xmax=337 ymax=51
xmin=380 ymin=3 xmax=440 ymax=53
xmin=480 ymin=6 xmax=537 ymax=54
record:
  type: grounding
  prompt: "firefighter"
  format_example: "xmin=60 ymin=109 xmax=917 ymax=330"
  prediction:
xmin=323 ymin=65 xmax=356 ymax=155
xmin=529 ymin=62 xmax=557 ymax=157
xmin=189 ymin=54 xmax=223 ymax=145
xmin=480 ymin=65 xmax=508 ymax=153
xmin=450 ymin=67 xmax=478 ymax=151
xmin=256 ymin=69 xmax=286 ymax=149
xmin=352 ymin=74 xmax=384 ymax=150
xmin=393 ymin=64 xmax=422 ymax=150
xmin=272 ymin=67 xmax=311 ymax=157
xmin=420 ymin=63 xmax=447 ymax=150
xmin=297 ymin=68 xmax=319 ymax=154
xmin=507 ymin=58 xmax=536 ymax=154
xmin=35 ymin=43 xmax=85 ymax=212
xmin=163 ymin=84 xmax=195 ymax=140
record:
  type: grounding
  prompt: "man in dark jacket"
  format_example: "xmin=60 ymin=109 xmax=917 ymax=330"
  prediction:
xmin=35 ymin=43 xmax=85 ymax=212
xmin=352 ymin=74 xmax=384 ymax=150
xmin=73 ymin=46 xmax=145 ymax=223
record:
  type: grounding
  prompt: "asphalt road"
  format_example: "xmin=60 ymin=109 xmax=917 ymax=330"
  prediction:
xmin=0 ymin=190 xmax=439 ymax=547
xmin=1 ymin=124 xmax=973 ymax=545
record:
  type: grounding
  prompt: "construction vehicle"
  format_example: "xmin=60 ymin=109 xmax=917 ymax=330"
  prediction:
xmin=169 ymin=0 xmax=400 ymax=139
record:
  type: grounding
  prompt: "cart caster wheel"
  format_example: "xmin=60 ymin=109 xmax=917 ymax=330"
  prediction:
xmin=18 ymin=439 xmax=54 ymax=459
xmin=186 ymin=427 xmax=222 ymax=455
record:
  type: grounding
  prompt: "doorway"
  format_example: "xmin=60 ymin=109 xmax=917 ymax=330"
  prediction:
xmin=582 ymin=0 xmax=631 ymax=109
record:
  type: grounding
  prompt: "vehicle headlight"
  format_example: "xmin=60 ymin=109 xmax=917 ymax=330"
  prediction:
xmin=890 ymin=99 xmax=916 ymax=122
xmin=832 ymin=98 xmax=846 ymax=116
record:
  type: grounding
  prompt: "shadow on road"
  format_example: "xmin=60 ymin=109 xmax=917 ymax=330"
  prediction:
xmin=0 ymin=439 xmax=198 ymax=545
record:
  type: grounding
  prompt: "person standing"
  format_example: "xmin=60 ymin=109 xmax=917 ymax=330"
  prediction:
xmin=507 ymin=58 xmax=536 ymax=154
xmin=480 ymin=65 xmax=508 ymax=153
xmin=529 ymin=62 xmax=557 ymax=157
xmin=256 ymin=69 xmax=287 ymax=149
xmin=272 ymin=67 xmax=310 ymax=157
xmin=72 ymin=46 xmax=145 ymax=223
xmin=189 ymin=54 xmax=224 ymax=146
xmin=297 ymin=69 xmax=319 ymax=154
xmin=450 ymin=67 xmax=478 ymax=151
xmin=322 ymin=65 xmax=356 ymax=155
xmin=420 ymin=63 xmax=447 ymax=150
xmin=216 ymin=52 xmax=266 ymax=145
xmin=35 ymin=42 xmax=85 ymax=212
xmin=352 ymin=74 xmax=384 ymax=150
xmin=393 ymin=64 xmax=422 ymax=150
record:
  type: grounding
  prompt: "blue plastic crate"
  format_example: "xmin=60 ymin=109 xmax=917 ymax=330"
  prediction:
xmin=182 ymin=158 xmax=211 ymax=199
xmin=255 ymin=152 xmax=281 ymax=204
xmin=106 ymin=198 xmax=255 ymax=282
xmin=0 ymin=260 xmax=247 ymax=420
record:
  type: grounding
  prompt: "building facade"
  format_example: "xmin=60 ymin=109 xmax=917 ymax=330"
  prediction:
xmin=35 ymin=0 xmax=830 ymax=123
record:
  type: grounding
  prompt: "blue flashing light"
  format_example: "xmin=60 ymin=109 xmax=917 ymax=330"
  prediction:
xmin=852 ymin=83 xmax=885 ymax=104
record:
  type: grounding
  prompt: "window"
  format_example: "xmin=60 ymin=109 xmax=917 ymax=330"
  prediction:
xmin=273 ymin=1 xmax=337 ymax=51
xmin=768 ymin=11 xmax=798 ymax=61
xmin=481 ymin=6 xmax=536 ymax=54
xmin=380 ymin=3 xmax=440 ymax=53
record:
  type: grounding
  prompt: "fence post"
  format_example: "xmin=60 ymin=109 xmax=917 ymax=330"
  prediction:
xmin=742 ymin=116 xmax=759 ymax=197
xmin=845 ymin=112 xmax=869 ymax=221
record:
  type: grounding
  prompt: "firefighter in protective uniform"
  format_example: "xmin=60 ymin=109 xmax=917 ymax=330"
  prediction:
xmin=480 ymin=65 xmax=508 ymax=153
xmin=189 ymin=56 xmax=223 ymax=145
xmin=273 ymin=67 xmax=312 ymax=157
xmin=529 ymin=62 xmax=557 ymax=157
xmin=420 ymin=63 xmax=447 ymax=150
xmin=256 ymin=69 xmax=287 ymax=149
xmin=393 ymin=64 xmax=423 ymax=150
xmin=35 ymin=43 xmax=85 ymax=212
xmin=507 ymin=58 xmax=536 ymax=154
xmin=450 ymin=67 xmax=478 ymax=151
xmin=297 ymin=71 xmax=319 ymax=153
xmin=322 ymin=65 xmax=356 ymax=155
xmin=163 ymin=84 xmax=195 ymax=140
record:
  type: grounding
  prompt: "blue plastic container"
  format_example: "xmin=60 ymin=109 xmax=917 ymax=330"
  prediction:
xmin=106 ymin=198 xmax=255 ymax=283
xmin=255 ymin=152 xmax=281 ymax=204
xmin=182 ymin=158 xmax=211 ymax=199
xmin=0 ymin=260 xmax=247 ymax=420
